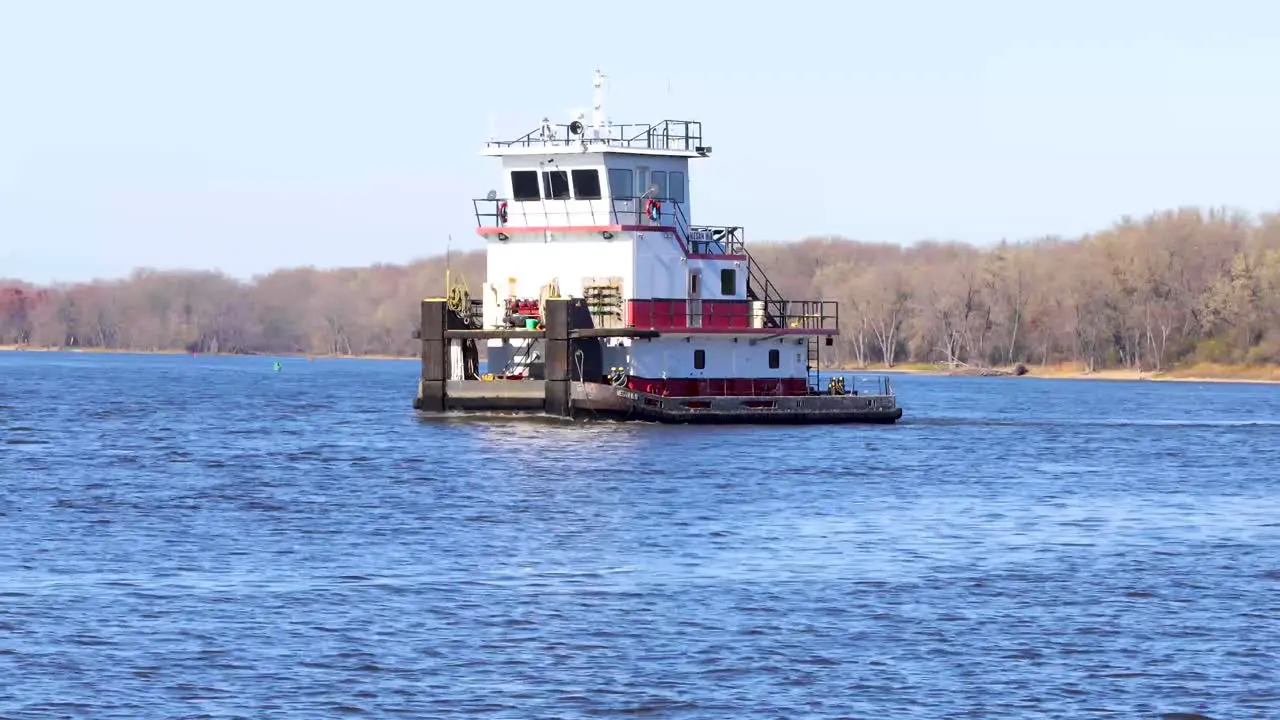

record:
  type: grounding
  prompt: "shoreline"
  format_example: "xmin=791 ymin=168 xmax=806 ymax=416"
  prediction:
xmin=5 ymin=346 xmax=1279 ymax=385
xmin=0 ymin=345 xmax=417 ymax=362
xmin=836 ymin=362 xmax=1280 ymax=386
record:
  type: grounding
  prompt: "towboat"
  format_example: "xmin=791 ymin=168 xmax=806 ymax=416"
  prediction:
xmin=413 ymin=72 xmax=903 ymax=424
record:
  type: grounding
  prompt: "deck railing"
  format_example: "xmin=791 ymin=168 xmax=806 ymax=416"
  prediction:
xmin=473 ymin=197 xmax=744 ymax=253
xmin=686 ymin=225 xmax=745 ymax=255
xmin=485 ymin=120 xmax=704 ymax=153
xmin=853 ymin=375 xmax=895 ymax=397
xmin=625 ymin=299 xmax=838 ymax=332
xmin=473 ymin=197 xmax=623 ymax=228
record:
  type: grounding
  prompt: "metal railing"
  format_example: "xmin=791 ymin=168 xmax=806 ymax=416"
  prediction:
xmin=686 ymin=225 xmax=745 ymax=255
xmin=474 ymin=196 xmax=744 ymax=253
xmin=609 ymin=195 xmax=670 ymax=226
xmin=486 ymin=120 xmax=704 ymax=153
xmin=473 ymin=198 xmax=620 ymax=228
xmin=853 ymin=375 xmax=895 ymax=397
xmin=473 ymin=196 xmax=668 ymax=228
xmin=805 ymin=373 xmax=897 ymax=398
xmin=744 ymin=249 xmax=787 ymax=329
xmin=626 ymin=299 xmax=838 ymax=332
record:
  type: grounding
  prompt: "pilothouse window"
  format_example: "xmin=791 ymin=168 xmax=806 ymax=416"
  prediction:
xmin=571 ymin=169 xmax=602 ymax=199
xmin=651 ymin=171 xmax=668 ymax=199
xmin=608 ymin=168 xmax=633 ymax=198
xmin=542 ymin=171 xmax=571 ymax=200
xmin=670 ymin=171 xmax=685 ymax=202
xmin=769 ymin=349 xmax=780 ymax=369
xmin=694 ymin=349 xmax=706 ymax=370
xmin=511 ymin=171 xmax=540 ymax=201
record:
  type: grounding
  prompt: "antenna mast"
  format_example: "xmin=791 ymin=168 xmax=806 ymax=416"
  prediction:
xmin=592 ymin=69 xmax=606 ymax=139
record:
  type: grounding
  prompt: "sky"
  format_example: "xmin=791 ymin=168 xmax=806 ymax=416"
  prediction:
xmin=2 ymin=0 xmax=1279 ymax=284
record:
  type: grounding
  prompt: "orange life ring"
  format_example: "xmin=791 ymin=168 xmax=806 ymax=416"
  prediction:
xmin=645 ymin=198 xmax=661 ymax=222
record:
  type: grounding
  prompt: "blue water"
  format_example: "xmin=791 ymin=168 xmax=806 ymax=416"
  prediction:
xmin=2 ymin=352 xmax=1278 ymax=719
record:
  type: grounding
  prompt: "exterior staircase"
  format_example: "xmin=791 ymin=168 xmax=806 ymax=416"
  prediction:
xmin=671 ymin=202 xmax=783 ymax=329
xmin=806 ymin=335 xmax=821 ymax=392
xmin=743 ymin=256 xmax=783 ymax=329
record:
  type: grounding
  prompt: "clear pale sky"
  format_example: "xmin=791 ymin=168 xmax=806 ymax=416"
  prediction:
xmin=2 ymin=0 xmax=1277 ymax=284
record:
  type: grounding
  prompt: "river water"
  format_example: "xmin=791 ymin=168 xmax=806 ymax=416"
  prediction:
xmin=1 ymin=352 xmax=1277 ymax=718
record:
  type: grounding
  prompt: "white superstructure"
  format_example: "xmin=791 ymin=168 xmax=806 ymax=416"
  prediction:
xmin=472 ymin=71 xmax=837 ymax=396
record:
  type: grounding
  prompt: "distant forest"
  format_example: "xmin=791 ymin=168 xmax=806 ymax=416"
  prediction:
xmin=3 ymin=207 xmax=1279 ymax=370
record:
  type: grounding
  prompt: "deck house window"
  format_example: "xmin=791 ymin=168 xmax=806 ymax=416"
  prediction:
xmin=511 ymin=171 xmax=540 ymax=201
xmin=651 ymin=170 xmax=668 ymax=199
xmin=670 ymin=171 xmax=685 ymax=202
xmin=607 ymin=168 xmax=633 ymax=198
xmin=720 ymin=268 xmax=735 ymax=296
xmin=542 ymin=170 xmax=571 ymax=200
xmin=572 ymin=169 xmax=602 ymax=199
xmin=769 ymin=349 xmax=780 ymax=369
xmin=694 ymin=349 xmax=706 ymax=369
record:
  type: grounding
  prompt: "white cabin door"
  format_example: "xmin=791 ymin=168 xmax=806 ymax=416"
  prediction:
xmin=687 ymin=270 xmax=702 ymax=328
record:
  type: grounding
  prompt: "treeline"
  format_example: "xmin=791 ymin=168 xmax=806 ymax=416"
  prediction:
xmin=3 ymin=207 xmax=1279 ymax=369
xmin=0 ymin=254 xmax=485 ymax=357
xmin=751 ymin=207 xmax=1280 ymax=370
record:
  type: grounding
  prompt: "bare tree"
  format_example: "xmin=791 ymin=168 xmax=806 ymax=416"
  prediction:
xmin=8 ymin=208 xmax=1280 ymax=368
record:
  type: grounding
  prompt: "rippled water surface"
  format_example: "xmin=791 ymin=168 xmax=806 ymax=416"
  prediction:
xmin=2 ymin=352 xmax=1279 ymax=718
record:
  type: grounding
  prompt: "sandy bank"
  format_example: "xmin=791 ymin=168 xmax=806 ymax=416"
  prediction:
xmin=838 ymin=362 xmax=1280 ymax=386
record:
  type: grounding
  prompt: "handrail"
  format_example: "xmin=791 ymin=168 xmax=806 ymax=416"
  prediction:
xmin=473 ymin=197 xmax=617 ymax=228
xmin=485 ymin=119 xmax=704 ymax=152
xmin=625 ymin=298 xmax=838 ymax=332
xmin=742 ymin=243 xmax=790 ymax=329
xmin=687 ymin=226 xmax=745 ymax=255
xmin=474 ymin=197 xmax=743 ymax=252
xmin=673 ymin=199 xmax=690 ymax=244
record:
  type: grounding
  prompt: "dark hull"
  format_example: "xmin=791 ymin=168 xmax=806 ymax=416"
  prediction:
xmin=417 ymin=379 xmax=903 ymax=425
xmin=567 ymin=382 xmax=903 ymax=425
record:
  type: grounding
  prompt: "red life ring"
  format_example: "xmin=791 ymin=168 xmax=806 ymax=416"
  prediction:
xmin=498 ymin=201 xmax=508 ymax=225
xmin=645 ymin=198 xmax=661 ymax=222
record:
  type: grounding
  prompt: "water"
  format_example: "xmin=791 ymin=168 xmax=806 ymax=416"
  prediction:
xmin=2 ymin=352 xmax=1278 ymax=719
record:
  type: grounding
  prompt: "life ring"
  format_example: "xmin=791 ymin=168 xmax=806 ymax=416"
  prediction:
xmin=498 ymin=200 xmax=508 ymax=225
xmin=645 ymin=198 xmax=661 ymax=222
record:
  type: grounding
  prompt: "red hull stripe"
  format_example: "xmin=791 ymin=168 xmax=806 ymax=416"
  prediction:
xmin=625 ymin=376 xmax=810 ymax=397
xmin=626 ymin=299 xmax=836 ymax=335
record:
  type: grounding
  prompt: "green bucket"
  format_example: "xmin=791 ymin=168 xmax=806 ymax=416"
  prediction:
xmin=525 ymin=318 xmax=538 ymax=330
